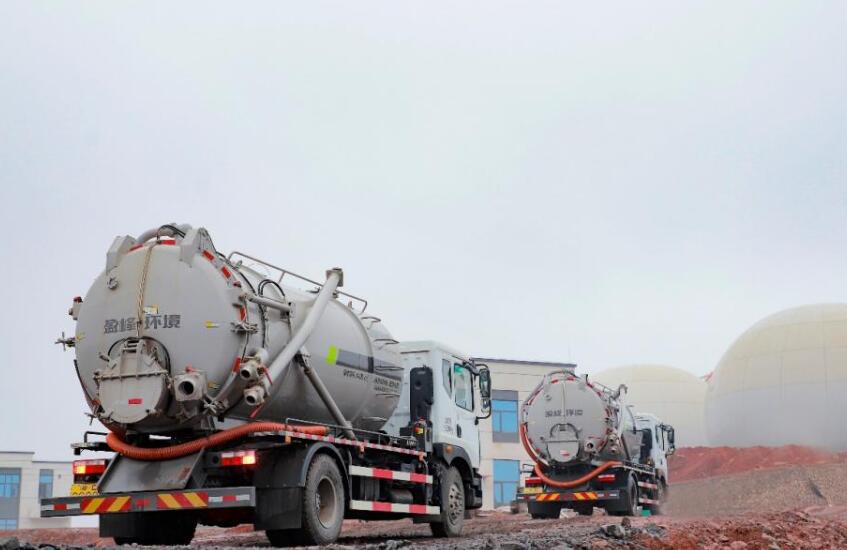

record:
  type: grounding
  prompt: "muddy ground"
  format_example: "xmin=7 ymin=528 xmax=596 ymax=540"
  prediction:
xmin=7 ymin=447 xmax=847 ymax=549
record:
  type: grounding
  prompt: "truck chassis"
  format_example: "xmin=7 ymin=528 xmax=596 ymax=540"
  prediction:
xmin=41 ymin=422 xmax=483 ymax=546
xmin=517 ymin=461 xmax=664 ymax=518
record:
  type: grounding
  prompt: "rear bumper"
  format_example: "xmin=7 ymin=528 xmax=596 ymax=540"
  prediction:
xmin=517 ymin=489 xmax=620 ymax=503
xmin=41 ymin=487 xmax=256 ymax=517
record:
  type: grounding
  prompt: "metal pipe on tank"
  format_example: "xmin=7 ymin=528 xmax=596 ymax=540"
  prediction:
xmin=257 ymin=268 xmax=357 ymax=440
xmin=247 ymin=294 xmax=291 ymax=313
xmin=264 ymin=268 xmax=342 ymax=383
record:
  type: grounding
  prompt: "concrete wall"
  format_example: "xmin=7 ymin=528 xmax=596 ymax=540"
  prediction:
xmin=0 ymin=452 xmax=72 ymax=529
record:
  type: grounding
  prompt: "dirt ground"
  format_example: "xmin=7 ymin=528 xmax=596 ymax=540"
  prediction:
xmin=6 ymin=446 xmax=847 ymax=549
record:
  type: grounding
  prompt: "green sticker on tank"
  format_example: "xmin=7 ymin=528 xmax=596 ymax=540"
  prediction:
xmin=326 ymin=345 xmax=339 ymax=365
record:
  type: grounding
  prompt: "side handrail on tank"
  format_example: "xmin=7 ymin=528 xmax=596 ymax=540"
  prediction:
xmin=228 ymin=250 xmax=368 ymax=313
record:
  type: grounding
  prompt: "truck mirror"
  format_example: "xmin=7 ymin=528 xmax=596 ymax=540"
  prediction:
xmin=478 ymin=367 xmax=491 ymax=399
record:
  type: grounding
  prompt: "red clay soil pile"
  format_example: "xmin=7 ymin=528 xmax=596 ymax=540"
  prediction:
xmin=669 ymin=446 xmax=847 ymax=482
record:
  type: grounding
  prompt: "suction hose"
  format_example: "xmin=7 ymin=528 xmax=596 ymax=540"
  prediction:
xmin=519 ymin=419 xmax=622 ymax=489
xmin=106 ymin=422 xmax=329 ymax=461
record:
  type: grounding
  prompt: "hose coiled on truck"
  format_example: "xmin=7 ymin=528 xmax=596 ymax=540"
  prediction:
xmin=518 ymin=420 xmax=622 ymax=488
xmin=106 ymin=422 xmax=329 ymax=461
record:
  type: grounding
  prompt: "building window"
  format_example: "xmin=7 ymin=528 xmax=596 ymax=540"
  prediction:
xmin=39 ymin=470 xmax=54 ymax=499
xmin=0 ymin=472 xmax=20 ymax=498
xmin=491 ymin=389 xmax=519 ymax=442
xmin=493 ymin=459 xmax=520 ymax=507
xmin=0 ymin=518 xmax=17 ymax=530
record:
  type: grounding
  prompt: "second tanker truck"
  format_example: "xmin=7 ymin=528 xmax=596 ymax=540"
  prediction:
xmin=43 ymin=223 xmax=492 ymax=545
xmin=516 ymin=368 xmax=675 ymax=517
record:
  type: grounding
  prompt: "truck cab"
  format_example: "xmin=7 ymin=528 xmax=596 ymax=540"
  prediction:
xmin=384 ymin=341 xmax=492 ymax=510
xmin=634 ymin=413 xmax=675 ymax=487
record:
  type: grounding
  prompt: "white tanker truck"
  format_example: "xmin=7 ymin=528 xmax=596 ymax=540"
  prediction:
xmin=42 ymin=224 xmax=493 ymax=545
xmin=515 ymin=368 xmax=675 ymax=518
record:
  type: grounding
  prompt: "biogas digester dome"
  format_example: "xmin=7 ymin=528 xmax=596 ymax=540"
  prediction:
xmin=705 ymin=304 xmax=847 ymax=450
xmin=592 ymin=365 xmax=707 ymax=447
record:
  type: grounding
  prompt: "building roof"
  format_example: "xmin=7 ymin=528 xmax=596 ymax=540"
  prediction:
xmin=471 ymin=357 xmax=576 ymax=369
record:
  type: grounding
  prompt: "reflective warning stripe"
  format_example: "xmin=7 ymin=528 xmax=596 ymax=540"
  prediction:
xmin=41 ymin=487 xmax=256 ymax=518
xmin=637 ymin=481 xmax=658 ymax=490
xmin=638 ymin=496 xmax=660 ymax=505
xmin=349 ymin=465 xmax=432 ymax=484
xmin=208 ymin=493 xmax=251 ymax=503
xmin=350 ymin=499 xmax=439 ymax=515
xmin=156 ymin=491 xmax=209 ymax=510
xmin=529 ymin=491 xmax=616 ymax=502
xmin=80 ymin=496 xmax=131 ymax=514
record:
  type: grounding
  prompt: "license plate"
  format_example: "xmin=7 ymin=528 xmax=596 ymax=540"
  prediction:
xmin=521 ymin=487 xmax=542 ymax=494
xmin=70 ymin=483 xmax=98 ymax=496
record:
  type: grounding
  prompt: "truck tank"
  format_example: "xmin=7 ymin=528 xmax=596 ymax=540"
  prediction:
xmin=521 ymin=369 xmax=638 ymax=466
xmin=69 ymin=224 xmax=402 ymax=435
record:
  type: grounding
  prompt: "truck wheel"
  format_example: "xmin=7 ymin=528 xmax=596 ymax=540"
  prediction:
xmin=114 ymin=513 xmax=197 ymax=545
xmin=649 ymin=479 xmax=666 ymax=515
xmin=430 ymin=465 xmax=464 ymax=537
xmin=528 ymin=502 xmax=561 ymax=519
xmin=575 ymin=505 xmax=594 ymax=516
xmin=612 ymin=475 xmax=639 ymax=517
xmin=297 ymin=454 xmax=345 ymax=546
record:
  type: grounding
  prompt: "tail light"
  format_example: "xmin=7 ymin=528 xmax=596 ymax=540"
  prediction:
xmin=220 ymin=450 xmax=257 ymax=467
xmin=597 ymin=474 xmax=616 ymax=483
xmin=525 ymin=477 xmax=543 ymax=486
xmin=73 ymin=459 xmax=108 ymax=481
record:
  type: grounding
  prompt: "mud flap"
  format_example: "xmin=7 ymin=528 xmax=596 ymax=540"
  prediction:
xmin=98 ymin=451 xmax=205 ymax=493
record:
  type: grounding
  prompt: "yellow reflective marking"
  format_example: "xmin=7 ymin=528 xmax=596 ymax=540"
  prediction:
xmin=184 ymin=492 xmax=206 ymax=508
xmin=574 ymin=493 xmax=585 ymax=501
xmin=83 ymin=498 xmax=104 ymax=514
xmin=107 ymin=496 xmax=130 ymax=513
xmin=159 ymin=493 xmax=181 ymax=509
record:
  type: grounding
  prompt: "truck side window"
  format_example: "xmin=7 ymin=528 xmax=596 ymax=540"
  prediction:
xmin=453 ymin=364 xmax=473 ymax=411
xmin=441 ymin=359 xmax=452 ymax=396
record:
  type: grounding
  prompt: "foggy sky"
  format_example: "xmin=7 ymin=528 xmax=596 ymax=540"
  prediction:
xmin=1 ymin=1 xmax=846 ymax=459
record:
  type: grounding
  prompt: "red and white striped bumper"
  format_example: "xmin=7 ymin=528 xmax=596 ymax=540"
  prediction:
xmin=350 ymin=500 xmax=439 ymax=515
xmin=41 ymin=487 xmax=256 ymax=517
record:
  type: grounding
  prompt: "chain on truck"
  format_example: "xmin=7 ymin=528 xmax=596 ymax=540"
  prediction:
xmin=515 ymin=368 xmax=675 ymax=518
xmin=46 ymin=223 xmax=493 ymax=546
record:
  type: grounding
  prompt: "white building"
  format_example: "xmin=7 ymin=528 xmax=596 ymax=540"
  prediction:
xmin=472 ymin=357 xmax=575 ymax=510
xmin=0 ymin=452 xmax=72 ymax=529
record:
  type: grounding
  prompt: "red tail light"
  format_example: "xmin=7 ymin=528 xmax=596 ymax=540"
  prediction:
xmin=220 ymin=450 xmax=257 ymax=467
xmin=597 ymin=474 xmax=616 ymax=483
xmin=525 ymin=477 xmax=543 ymax=486
xmin=73 ymin=459 xmax=107 ymax=476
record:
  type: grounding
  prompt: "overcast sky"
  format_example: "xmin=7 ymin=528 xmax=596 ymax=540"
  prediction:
xmin=1 ymin=2 xmax=846 ymax=459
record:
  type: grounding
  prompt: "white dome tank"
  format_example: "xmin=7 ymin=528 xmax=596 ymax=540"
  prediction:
xmin=592 ymin=364 xmax=707 ymax=447
xmin=705 ymin=304 xmax=847 ymax=449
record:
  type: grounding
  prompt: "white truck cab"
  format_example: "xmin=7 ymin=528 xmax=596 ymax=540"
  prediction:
xmin=385 ymin=341 xmax=492 ymax=509
xmin=634 ymin=413 xmax=675 ymax=486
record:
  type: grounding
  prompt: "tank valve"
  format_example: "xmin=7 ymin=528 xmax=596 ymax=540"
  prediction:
xmin=243 ymin=386 xmax=267 ymax=407
xmin=239 ymin=362 xmax=260 ymax=384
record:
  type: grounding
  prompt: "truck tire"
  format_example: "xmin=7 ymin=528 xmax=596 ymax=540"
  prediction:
xmin=575 ymin=505 xmax=594 ymax=516
xmin=268 ymin=454 xmax=345 ymax=547
xmin=113 ymin=512 xmax=197 ymax=545
xmin=528 ymin=501 xmax=561 ymax=519
xmin=429 ymin=465 xmax=465 ymax=537
xmin=610 ymin=475 xmax=639 ymax=517
xmin=649 ymin=479 xmax=666 ymax=515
